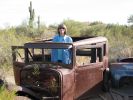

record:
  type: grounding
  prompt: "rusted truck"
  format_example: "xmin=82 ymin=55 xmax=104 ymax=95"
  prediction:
xmin=12 ymin=36 xmax=109 ymax=100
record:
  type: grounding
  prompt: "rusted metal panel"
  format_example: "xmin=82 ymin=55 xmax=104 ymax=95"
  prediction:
xmin=75 ymin=63 xmax=103 ymax=98
xmin=73 ymin=36 xmax=107 ymax=46
xmin=24 ymin=42 xmax=73 ymax=49
xmin=13 ymin=62 xmax=25 ymax=85
xmin=58 ymin=69 xmax=75 ymax=100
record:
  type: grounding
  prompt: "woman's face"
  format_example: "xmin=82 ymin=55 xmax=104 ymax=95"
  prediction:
xmin=59 ymin=27 xmax=65 ymax=36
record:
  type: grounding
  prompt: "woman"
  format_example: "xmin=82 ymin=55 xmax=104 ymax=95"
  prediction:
xmin=51 ymin=24 xmax=73 ymax=64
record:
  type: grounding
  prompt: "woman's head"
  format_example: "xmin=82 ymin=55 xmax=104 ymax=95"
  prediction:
xmin=57 ymin=24 xmax=67 ymax=36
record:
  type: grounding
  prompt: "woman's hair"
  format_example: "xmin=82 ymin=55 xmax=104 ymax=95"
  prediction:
xmin=57 ymin=24 xmax=67 ymax=34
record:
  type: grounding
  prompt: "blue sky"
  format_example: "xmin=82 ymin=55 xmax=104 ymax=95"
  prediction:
xmin=0 ymin=0 xmax=133 ymax=28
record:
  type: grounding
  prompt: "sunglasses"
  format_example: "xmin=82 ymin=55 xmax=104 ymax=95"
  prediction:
xmin=59 ymin=27 xmax=65 ymax=29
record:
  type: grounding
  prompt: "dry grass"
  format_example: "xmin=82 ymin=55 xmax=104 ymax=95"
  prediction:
xmin=76 ymin=56 xmax=91 ymax=66
xmin=0 ymin=85 xmax=16 ymax=100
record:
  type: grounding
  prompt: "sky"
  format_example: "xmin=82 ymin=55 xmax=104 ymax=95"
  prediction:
xmin=0 ymin=0 xmax=133 ymax=28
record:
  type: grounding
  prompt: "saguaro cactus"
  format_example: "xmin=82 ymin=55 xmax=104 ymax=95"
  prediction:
xmin=37 ymin=16 xmax=40 ymax=31
xmin=29 ymin=1 xmax=35 ymax=28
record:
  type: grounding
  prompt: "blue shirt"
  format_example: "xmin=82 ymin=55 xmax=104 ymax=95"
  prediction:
xmin=51 ymin=34 xmax=73 ymax=64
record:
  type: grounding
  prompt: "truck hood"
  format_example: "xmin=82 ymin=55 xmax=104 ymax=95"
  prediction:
xmin=110 ymin=63 xmax=133 ymax=70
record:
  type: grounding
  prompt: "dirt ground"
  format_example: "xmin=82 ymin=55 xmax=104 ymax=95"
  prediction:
xmin=78 ymin=85 xmax=133 ymax=100
xmin=3 ymin=73 xmax=133 ymax=100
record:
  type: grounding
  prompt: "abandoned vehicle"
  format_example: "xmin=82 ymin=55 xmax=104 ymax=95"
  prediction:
xmin=110 ymin=57 xmax=133 ymax=88
xmin=12 ymin=36 xmax=109 ymax=100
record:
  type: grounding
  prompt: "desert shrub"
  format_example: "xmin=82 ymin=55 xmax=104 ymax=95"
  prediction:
xmin=108 ymin=34 xmax=133 ymax=62
xmin=0 ymin=85 xmax=16 ymax=100
xmin=0 ymin=28 xmax=32 ymax=71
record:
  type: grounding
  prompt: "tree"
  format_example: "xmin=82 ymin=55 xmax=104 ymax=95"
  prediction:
xmin=127 ymin=15 xmax=133 ymax=24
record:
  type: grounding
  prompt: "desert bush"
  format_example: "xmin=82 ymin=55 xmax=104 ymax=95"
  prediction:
xmin=0 ymin=85 xmax=15 ymax=100
xmin=0 ymin=28 xmax=32 ymax=71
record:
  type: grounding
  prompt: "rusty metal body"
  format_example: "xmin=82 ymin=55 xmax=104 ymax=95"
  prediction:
xmin=12 ymin=36 xmax=108 ymax=100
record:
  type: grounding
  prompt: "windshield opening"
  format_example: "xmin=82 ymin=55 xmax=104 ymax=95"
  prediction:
xmin=24 ymin=45 xmax=73 ymax=67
